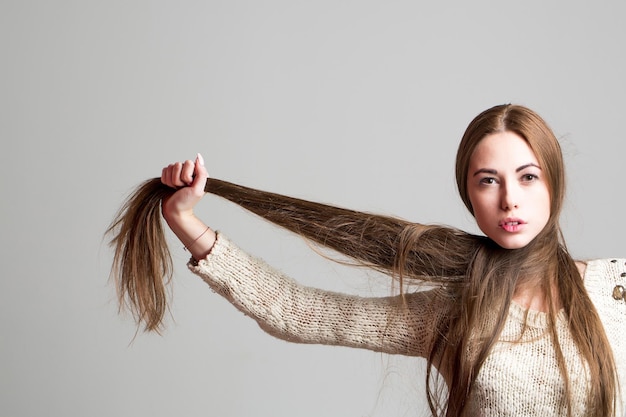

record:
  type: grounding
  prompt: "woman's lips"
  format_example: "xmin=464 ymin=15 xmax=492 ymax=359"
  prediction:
xmin=499 ymin=218 xmax=526 ymax=233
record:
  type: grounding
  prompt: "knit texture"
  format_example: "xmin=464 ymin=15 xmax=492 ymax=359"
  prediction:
xmin=189 ymin=233 xmax=626 ymax=416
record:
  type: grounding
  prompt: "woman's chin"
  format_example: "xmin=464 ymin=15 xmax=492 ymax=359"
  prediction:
xmin=491 ymin=236 xmax=533 ymax=250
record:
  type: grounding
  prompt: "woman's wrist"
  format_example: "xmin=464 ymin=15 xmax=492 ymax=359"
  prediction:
xmin=163 ymin=210 xmax=217 ymax=261
xmin=161 ymin=203 xmax=194 ymax=224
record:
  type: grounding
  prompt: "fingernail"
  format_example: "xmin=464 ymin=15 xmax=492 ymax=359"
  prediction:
xmin=197 ymin=153 xmax=205 ymax=166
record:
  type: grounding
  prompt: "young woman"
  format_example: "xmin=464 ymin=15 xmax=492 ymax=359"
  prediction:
xmin=109 ymin=104 xmax=625 ymax=416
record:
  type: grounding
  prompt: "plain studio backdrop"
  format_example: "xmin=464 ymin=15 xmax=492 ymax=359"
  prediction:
xmin=1 ymin=1 xmax=625 ymax=416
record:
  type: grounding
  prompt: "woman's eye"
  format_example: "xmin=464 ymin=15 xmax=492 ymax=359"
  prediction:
xmin=522 ymin=174 xmax=538 ymax=182
xmin=479 ymin=177 xmax=496 ymax=185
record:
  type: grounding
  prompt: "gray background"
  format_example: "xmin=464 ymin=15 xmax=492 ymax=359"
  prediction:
xmin=1 ymin=1 xmax=625 ymax=416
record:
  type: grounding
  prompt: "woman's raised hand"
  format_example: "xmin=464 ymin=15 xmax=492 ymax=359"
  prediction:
xmin=161 ymin=153 xmax=208 ymax=219
xmin=160 ymin=153 xmax=216 ymax=260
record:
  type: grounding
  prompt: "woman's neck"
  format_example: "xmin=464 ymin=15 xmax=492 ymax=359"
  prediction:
xmin=512 ymin=273 xmax=561 ymax=313
xmin=512 ymin=260 xmax=586 ymax=312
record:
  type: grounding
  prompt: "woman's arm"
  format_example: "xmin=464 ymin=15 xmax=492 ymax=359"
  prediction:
xmin=189 ymin=232 xmax=446 ymax=358
xmin=160 ymin=155 xmax=445 ymax=356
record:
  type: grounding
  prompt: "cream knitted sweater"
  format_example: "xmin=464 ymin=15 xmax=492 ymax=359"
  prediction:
xmin=189 ymin=233 xmax=626 ymax=416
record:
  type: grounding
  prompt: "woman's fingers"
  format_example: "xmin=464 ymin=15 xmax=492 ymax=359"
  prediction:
xmin=161 ymin=165 xmax=174 ymax=187
xmin=161 ymin=155 xmax=207 ymax=191
xmin=181 ymin=159 xmax=195 ymax=185
xmin=172 ymin=162 xmax=185 ymax=187
xmin=190 ymin=153 xmax=208 ymax=193
xmin=161 ymin=162 xmax=185 ymax=188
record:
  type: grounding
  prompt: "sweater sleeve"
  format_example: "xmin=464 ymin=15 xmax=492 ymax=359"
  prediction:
xmin=187 ymin=233 xmax=448 ymax=358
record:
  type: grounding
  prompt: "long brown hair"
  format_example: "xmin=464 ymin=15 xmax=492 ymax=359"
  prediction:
xmin=106 ymin=104 xmax=617 ymax=416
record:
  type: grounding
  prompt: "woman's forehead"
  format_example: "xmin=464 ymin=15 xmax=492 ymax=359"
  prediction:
xmin=469 ymin=132 xmax=539 ymax=168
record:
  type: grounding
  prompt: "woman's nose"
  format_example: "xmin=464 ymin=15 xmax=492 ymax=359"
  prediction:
xmin=501 ymin=184 xmax=519 ymax=211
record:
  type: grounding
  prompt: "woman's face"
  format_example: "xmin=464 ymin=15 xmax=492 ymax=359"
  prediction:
xmin=467 ymin=131 xmax=551 ymax=249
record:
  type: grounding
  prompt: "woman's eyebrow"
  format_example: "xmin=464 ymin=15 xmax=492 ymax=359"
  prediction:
xmin=516 ymin=163 xmax=541 ymax=172
xmin=473 ymin=168 xmax=497 ymax=176
xmin=473 ymin=163 xmax=541 ymax=177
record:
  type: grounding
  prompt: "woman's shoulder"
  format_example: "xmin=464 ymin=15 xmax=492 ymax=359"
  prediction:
xmin=579 ymin=258 xmax=626 ymax=309
xmin=580 ymin=258 xmax=626 ymax=280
